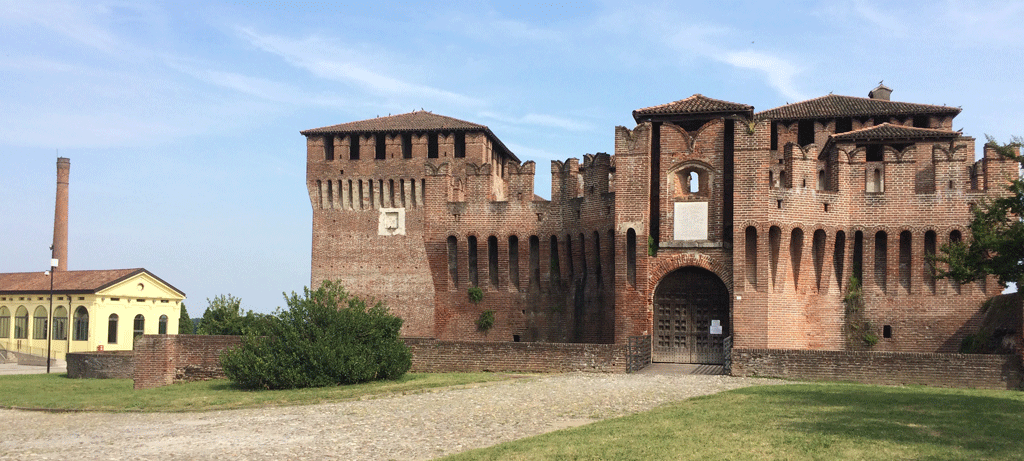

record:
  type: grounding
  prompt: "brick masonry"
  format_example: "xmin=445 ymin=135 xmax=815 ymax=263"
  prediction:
xmin=67 ymin=351 xmax=134 ymax=379
xmin=133 ymin=334 xmax=243 ymax=390
xmin=404 ymin=337 xmax=628 ymax=373
xmin=731 ymin=348 xmax=1022 ymax=390
xmin=300 ymin=91 xmax=1021 ymax=384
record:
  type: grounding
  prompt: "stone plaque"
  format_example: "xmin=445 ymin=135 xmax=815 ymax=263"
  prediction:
xmin=673 ymin=201 xmax=708 ymax=240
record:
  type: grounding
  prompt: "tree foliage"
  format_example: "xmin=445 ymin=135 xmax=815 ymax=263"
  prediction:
xmin=935 ymin=136 xmax=1024 ymax=286
xmin=177 ymin=303 xmax=194 ymax=334
xmin=196 ymin=294 xmax=267 ymax=335
xmin=220 ymin=281 xmax=411 ymax=390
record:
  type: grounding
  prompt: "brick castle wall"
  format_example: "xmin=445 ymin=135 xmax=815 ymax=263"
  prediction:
xmin=67 ymin=351 xmax=134 ymax=379
xmin=731 ymin=348 xmax=1022 ymax=390
xmin=404 ymin=338 xmax=627 ymax=373
xmin=133 ymin=334 xmax=243 ymax=389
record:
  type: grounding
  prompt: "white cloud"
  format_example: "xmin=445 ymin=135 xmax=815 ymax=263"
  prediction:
xmin=234 ymin=27 xmax=482 ymax=107
xmin=0 ymin=1 xmax=147 ymax=56
xmin=478 ymin=111 xmax=594 ymax=132
xmin=716 ymin=50 xmax=808 ymax=103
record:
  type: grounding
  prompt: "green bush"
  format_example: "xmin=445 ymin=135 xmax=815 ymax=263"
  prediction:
xmin=476 ymin=310 xmax=495 ymax=331
xmin=468 ymin=286 xmax=483 ymax=304
xmin=220 ymin=281 xmax=411 ymax=389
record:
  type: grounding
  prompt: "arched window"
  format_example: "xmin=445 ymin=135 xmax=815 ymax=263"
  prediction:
xmin=73 ymin=307 xmax=89 ymax=341
xmin=134 ymin=314 xmax=145 ymax=340
xmin=33 ymin=306 xmax=47 ymax=340
xmin=107 ymin=313 xmax=119 ymax=344
xmin=0 ymin=307 xmax=10 ymax=339
xmin=817 ymin=169 xmax=826 ymax=191
xmin=674 ymin=166 xmax=709 ymax=197
xmin=53 ymin=307 xmax=68 ymax=340
xmin=159 ymin=314 xmax=168 ymax=335
xmin=14 ymin=306 xmax=28 ymax=339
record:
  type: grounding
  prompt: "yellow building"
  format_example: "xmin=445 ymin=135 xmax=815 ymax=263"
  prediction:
xmin=0 ymin=268 xmax=185 ymax=361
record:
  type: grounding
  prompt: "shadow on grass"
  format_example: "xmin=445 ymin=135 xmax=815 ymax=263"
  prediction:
xmin=742 ymin=384 xmax=1024 ymax=458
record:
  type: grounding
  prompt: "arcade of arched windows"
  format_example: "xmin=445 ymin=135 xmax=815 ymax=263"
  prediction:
xmin=739 ymin=224 xmax=984 ymax=296
xmin=443 ymin=228 xmax=635 ymax=294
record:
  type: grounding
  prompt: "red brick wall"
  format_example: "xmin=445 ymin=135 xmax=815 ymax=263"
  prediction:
xmin=133 ymin=335 xmax=242 ymax=390
xmin=404 ymin=338 xmax=627 ymax=373
xmin=731 ymin=348 xmax=1022 ymax=390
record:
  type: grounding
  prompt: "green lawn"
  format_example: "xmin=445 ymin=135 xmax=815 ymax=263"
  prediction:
xmin=0 ymin=372 xmax=518 ymax=412
xmin=442 ymin=383 xmax=1024 ymax=461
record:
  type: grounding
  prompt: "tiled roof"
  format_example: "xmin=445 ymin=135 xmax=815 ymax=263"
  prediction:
xmin=301 ymin=111 xmax=518 ymax=162
xmin=757 ymin=94 xmax=961 ymax=120
xmin=633 ymin=94 xmax=754 ymax=122
xmin=829 ymin=123 xmax=961 ymax=142
xmin=0 ymin=269 xmax=184 ymax=297
xmin=301 ymin=111 xmax=487 ymax=134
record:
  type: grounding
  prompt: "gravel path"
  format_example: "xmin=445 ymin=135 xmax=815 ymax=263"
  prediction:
xmin=0 ymin=373 xmax=780 ymax=460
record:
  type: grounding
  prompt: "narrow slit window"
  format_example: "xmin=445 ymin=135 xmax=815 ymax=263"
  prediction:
xmin=626 ymin=229 xmax=637 ymax=287
xmin=447 ymin=236 xmax=459 ymax=286
xmin=468 ymin=236 xmax=478 ymax=287
xmin=349 ymin=134 xmax=360 ymax=160
xmin=529 ymin=235 xmax=540 ymax=290
xmin=508 ymin=236 xmax=520 ymax=289
xmin=375 ymin=133 xmax=386 ymax=159
xmin=875 ymin=231 xmax=888 ymax=292
xmin=549 ymin=236 xmax=562 ymax=290
xmin=488 ymin=236 xmax=499 ymax=287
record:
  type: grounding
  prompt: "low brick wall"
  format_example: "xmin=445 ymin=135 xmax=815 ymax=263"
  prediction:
xmin=133 ymin=335 xmax=243 ymax=389
xmin=67 ymin=351 xmax=135 ymax=379
xmin=731 ymin=348 xmax=1022 ymax=390
xmin=404 ymin=338 xmax=628 ymax=373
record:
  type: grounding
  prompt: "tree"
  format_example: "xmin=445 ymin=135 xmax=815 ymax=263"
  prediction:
xmin=220 ymin=281 xmax=411 ymax=389
xmin=196 ymin=294 xmax=267 ymax=335
xmin=936 ymin=135 xmax=1024 ymax=287
xmin=178 ymin=303 xmax=194 ymax=334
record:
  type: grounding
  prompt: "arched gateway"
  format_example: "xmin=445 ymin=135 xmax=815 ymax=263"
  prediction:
xmin=653 ymin=267 xmax=730 ymax=364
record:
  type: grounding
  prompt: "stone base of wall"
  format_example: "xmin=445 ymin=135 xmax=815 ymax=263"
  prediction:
xmin=732 ymin=348 xmax=1022 ymax=390
xmin=404 ymin=338 xmax=628 ymax=373
xmin=67 ymin=351 xmax=135 ymax=379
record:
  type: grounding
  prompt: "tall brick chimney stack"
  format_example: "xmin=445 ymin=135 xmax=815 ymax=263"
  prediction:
xmin=52 ymin=157 xmax=70 ymax=271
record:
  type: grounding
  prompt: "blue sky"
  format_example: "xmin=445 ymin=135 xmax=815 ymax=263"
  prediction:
xmin=2 ymin=1 xmax=1021 ymax=315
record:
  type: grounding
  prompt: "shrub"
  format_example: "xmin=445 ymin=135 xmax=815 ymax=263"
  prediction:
xmin=220 ymin=281 xmax=411 ymax=389
xmin=476 ymin=310 xmax=495 ymax=331
xmin=468 ymin=286 xmax=483 ymax=304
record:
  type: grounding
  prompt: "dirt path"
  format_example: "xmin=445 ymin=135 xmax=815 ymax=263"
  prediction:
xmin=0 ymin=373 xmax=780 ymax=460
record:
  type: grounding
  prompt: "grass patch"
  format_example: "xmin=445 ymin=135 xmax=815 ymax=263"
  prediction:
xmin=442 ymin=383 xmax=1024 ymax=461
xmin=0 ymin=372 xmax=517 ymax=412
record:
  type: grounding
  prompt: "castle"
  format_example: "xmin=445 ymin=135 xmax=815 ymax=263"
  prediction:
xmin=301 ymin=85 xmax=1019 ymax=366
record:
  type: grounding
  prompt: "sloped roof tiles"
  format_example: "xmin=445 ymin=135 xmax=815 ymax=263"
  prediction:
xmin=633 ymin=94 xmax=754 ymax=122
xmin=0 ymin=268 xmax=184 ymax=297
xmin=301 ymin=111 xmax=518 ymax=162
xmin=758 ymin=94 xmax=961 ymax=120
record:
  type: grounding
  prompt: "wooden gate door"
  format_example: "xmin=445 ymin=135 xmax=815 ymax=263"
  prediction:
xmin=653 ymin=267 xmax=729 ymax=364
